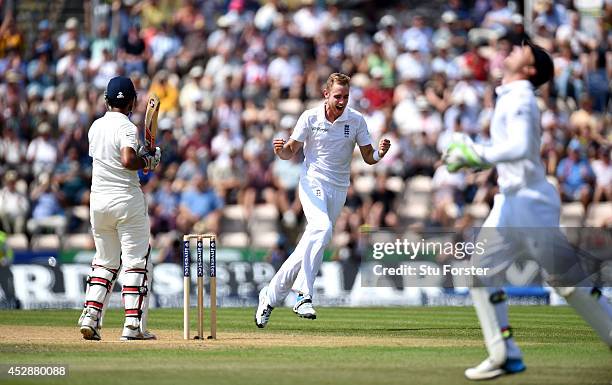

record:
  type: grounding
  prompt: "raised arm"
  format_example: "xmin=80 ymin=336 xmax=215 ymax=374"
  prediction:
xmin=273 ymin=138 xmax=303 ymax=160
xmin=444 ymin=98 xmax=535 ymax=172
xmin=275 ymin=110 xmax=309 ymax=160
xmin=480 ymin=101 xmax=533 ymax=164
xmin=359 ymin=138 xmax=391 ymax=165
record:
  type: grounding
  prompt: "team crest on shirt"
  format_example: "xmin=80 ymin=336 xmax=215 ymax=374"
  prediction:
xmin=344 ymin=125 xmax=350 ymax=138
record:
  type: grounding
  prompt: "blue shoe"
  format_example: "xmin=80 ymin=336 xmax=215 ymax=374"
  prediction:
xmin=502 ymin=358 xmax=526 ymax=374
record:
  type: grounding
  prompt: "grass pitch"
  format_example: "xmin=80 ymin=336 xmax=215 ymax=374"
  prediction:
xmin=0 ymin=306 xmax=610 ymax=385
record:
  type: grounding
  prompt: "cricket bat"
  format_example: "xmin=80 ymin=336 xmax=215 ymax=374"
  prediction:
xmin=143 ymin=94 xmax=160 ymax=174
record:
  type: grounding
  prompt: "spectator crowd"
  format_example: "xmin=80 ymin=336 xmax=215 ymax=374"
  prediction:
xmin=0 ymin=0 xmax=610 ymax=261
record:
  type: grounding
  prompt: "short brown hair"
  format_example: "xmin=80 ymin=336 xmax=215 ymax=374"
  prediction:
xmin=325 ymin=72 xmax=350 ymax=90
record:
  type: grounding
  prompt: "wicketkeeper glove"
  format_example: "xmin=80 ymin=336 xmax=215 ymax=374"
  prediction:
xmin=138 ymin=146 xmax=161 ymax=171
xmin=442 ymin=134 xmax=490 ymax=173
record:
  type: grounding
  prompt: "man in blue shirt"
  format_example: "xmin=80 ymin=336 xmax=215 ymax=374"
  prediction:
xmin=178 ymin=174 xmax=223 ymax=235
xmin=557 ymin=139 xmax=595 ymax=210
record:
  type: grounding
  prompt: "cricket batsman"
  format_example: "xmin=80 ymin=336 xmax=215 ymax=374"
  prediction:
xmin=78 ymin=76 xmax=161 ymax=340
xmin=255 ymin=73 xmax=391 ymax=327
xmin=443 ymin=41 xmax=612 ymax=380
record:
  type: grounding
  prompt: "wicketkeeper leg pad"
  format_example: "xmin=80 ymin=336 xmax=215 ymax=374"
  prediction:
xmin=472 ymin=288 xmax=523 ymax=365
xmin=556 ymin=287 xmax=612 ymax=346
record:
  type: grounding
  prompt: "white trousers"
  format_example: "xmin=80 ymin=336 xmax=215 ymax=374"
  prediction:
xmin=90 ymin=190 xmax=151 ymax=270
xmin=471 ymin=188 xmax=561 ymax=361
xmin=266 ymin=176 xmax=347 ymax=307
xmin=473 ymin=181 xmax=590 ymax=286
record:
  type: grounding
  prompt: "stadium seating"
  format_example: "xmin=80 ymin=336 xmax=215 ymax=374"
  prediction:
xmin=6 ymin=234 xmax=28 ymax=250
xmin=561 ymin=202 xmax=585 ymax=227
xmin=30 ymin=234 xmax=61 ymax=250
xmin=585 ymin=202 xmax=612 ymax=227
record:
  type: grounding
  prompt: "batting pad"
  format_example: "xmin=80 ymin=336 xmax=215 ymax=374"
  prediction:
xmin=122 ymin=268 xmax=149 ymax=329
xmin=84 ymin=266 xmax=118 ymax=313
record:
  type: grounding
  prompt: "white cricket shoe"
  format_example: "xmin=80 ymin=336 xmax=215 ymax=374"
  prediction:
xmin=78 ymin=307 xmax=87 ymax=325
xmin=120 ymin=329 xmax=157 ymax=341
xmin=465 ymin=357 xmax=526 ymax=380
xmin=255 ymin=286 xmax=274 ymax=328
xmin=79 ymin=308 xmax=101 ymax=341
xmin=120 ymin=317 xmax=157 ymax=340
xmin=292 ymin=294 xmax=316 ymax=320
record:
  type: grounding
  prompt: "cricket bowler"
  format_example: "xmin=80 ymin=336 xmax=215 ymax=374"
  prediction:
xmin=255 ymin=73 xmax=391 ymax=327
xmin=443 ymin=41 xmax=612 ymax=380
xmin=78 ymin=76 xmax=161 ymax=341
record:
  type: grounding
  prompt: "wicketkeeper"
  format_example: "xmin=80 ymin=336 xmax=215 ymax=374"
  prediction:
xmin=443 ymin=41 xmax=612 ymax=380
xmin=78 ymin=76 xmax=161 ymax=341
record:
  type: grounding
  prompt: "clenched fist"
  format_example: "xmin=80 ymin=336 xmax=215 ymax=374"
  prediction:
xmin=273 ymin=138 xmax=286 ymax=156
xmin=378 ymin=138 xmax=391 ymax=158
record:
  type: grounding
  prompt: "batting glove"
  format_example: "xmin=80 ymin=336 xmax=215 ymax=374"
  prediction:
xmin=139 ymin=146 xmax=161 ymax=171
xmin=442 ymin=134 xmax=489 ymax=173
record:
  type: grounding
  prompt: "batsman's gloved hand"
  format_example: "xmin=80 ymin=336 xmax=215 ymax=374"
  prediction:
xmin=442 ymin=133 xmax=490 ymax=173
xmin=138 ymin=146 xmax=161 ymax=171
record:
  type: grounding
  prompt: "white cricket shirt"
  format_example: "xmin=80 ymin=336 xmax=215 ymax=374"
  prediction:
xmin=481 ymin=80 xmax=548 ymax=194
xmin=290 ymin=104 xmax=372 ymax=189
xmin=88 ymin=111 xmax=140 ymax=193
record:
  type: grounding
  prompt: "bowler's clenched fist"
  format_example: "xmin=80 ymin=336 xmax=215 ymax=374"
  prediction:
xmin=273 ymin=138 xmax=286 ymax=156
xmin=378 ymin=138 xmax=391 ymax=158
